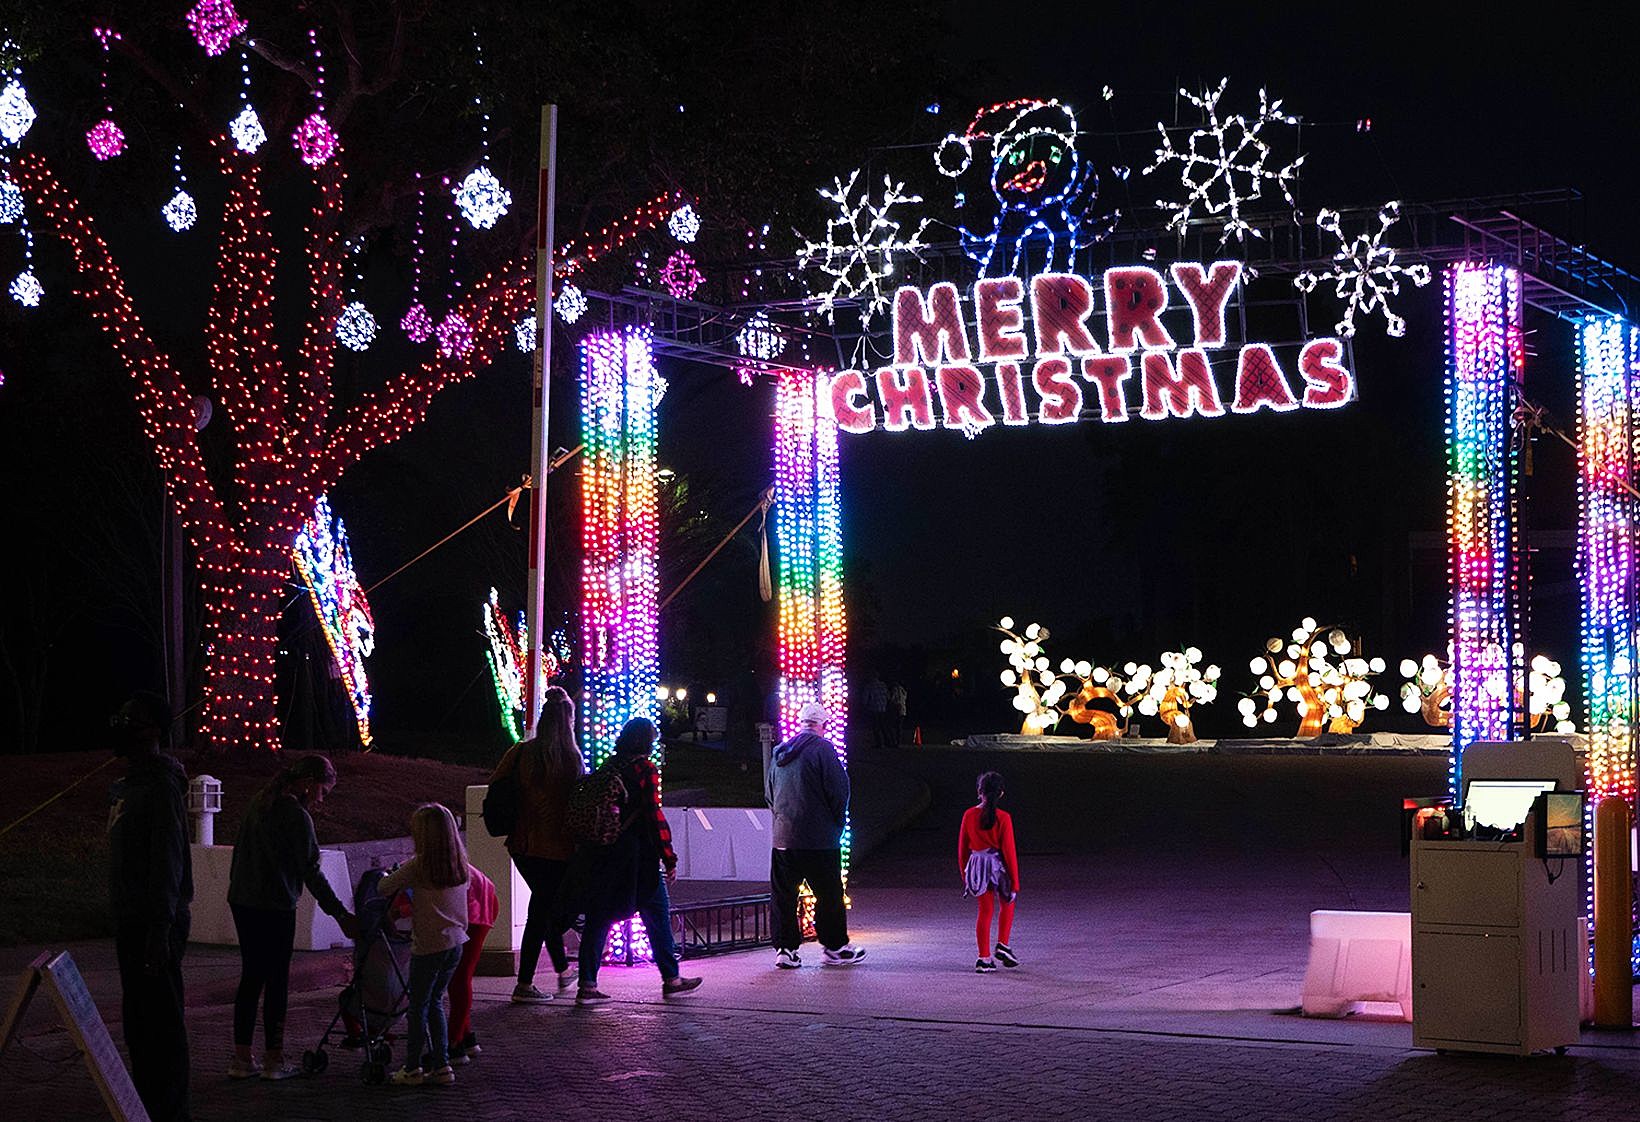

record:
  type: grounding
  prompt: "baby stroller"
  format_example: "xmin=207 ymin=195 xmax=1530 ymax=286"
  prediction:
xmin=301 ymin=867 xmax=413 ymax=1084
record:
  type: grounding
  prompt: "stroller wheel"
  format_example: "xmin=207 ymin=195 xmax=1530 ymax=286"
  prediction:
xmin=362 ymin=1060 xmax=386 ymax=1085
xmin=301 ymin=1049 xmax=329 ymax=1075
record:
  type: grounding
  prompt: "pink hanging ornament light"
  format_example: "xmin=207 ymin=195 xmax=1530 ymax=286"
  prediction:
xmin=186 ymin=0 xmax=248 ymax=57
xmin=86 ymin=28 xmax=126 ymax=160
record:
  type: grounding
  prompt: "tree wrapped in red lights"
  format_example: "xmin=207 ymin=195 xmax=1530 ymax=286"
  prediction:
xmin=11 ymin=143 xmax=529 ymax=753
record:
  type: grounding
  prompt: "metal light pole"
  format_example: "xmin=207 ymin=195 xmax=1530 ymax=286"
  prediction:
xmin=524 ymin=104 xmax=558 ymax=738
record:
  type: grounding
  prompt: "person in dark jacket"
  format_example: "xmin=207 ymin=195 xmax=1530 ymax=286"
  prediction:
xmin=572 ymin=718 xmax=702 ymax=1005
xmin=107 ymin=691 xmax=193 ymax=1122
xmin=226 ymin=755 xmax=357 ymax=1080
xmin=764 ymin=702 xmax=865 ymax=969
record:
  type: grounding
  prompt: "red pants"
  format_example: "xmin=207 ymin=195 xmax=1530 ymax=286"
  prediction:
xmin=449 ymin=923 xmax=491 ymax=1045
xmin=975 ymin=893 xmax=1014 ymax=957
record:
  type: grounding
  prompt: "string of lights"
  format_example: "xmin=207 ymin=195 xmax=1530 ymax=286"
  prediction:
xmin=86 ymin=28 xmax=125 ymax=161
xmin=1444 ymin=262 xmax=1524 ymax=799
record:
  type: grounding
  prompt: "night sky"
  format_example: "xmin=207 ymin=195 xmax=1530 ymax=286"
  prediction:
xmin=1 ymin=3 xmax=1635 ymax=749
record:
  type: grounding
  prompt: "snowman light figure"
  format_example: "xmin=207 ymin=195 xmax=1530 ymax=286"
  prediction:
xmin=937 ymin=98 xmax=1118 ymax=279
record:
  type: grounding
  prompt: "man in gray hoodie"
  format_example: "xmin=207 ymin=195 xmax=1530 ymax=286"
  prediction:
xmin=764 ymin=702 xmax=865 ymax=968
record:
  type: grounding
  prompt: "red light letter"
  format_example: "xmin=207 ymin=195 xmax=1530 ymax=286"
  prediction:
xmin=1169 ymin=261 xmax=1241 ymax=348
xmin=974 ymin=277 xmax=1028 ymax=361
xmin=1230 ymin=344 xmax=1299 ymax=414
xmin=1104 ymin=266 xmax=1175 ymax=353
xmin=828 ymin=370 xmax=876 ymax=433
xmin=996 ymin=362 xmax=1030 ymax=425
xmin=876 ymin=366 xmax=937 ymax=431
xmin=894 ymin=282 xmax=972 ymax=366
xmin=1030 ymin=273 xmax=1102 ymax=357
xmin=1299 ymin=338 xmax=1353 ymax=409
xmin=1140 ymin=349 xmax=1225 ymax=420
xmin=1032 ymin=357 xmax=1083 ymax=425
xmin=1080 ymin=356 xmax=1132 ymax=423
xmin=936 ymin=365 xmax=995 ymax=435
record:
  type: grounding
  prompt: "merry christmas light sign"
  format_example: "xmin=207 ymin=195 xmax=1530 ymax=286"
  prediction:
xmin=822 ymin=262 xmax=1353 ymax=436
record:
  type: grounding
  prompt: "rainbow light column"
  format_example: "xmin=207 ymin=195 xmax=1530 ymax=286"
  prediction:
xmin=579 ymin=327 xmax=663 ymax=767
xmin=292 ymin=494 xmax=376 ymax=747
xmin=1444 ymin=262 xmax=1524 ymax=799
xmin=579 ymin=327 xmax=664 ymax=967
xmin=774 ymin=367 xmax=852 ymax=873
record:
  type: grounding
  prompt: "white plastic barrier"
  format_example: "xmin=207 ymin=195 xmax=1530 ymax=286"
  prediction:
xmin=187 ymin=844 xmax=353 ymax=951
xmin=1301 ymin=910 xmax=1413 ymax=1021
xmin=465 ymin=785 xmax=533 ymax=961
xmin=669 ymin=806 xmax=771 ymax=881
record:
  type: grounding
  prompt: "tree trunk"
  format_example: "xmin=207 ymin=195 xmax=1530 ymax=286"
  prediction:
xmin=196 ymin=543 xmax=289 ymax=754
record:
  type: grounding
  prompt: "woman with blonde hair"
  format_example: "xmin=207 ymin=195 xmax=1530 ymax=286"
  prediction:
xmin=379 ymin=803 xmax=470 ymax=1087
xmin=488 ymin=686 xmax=584 ymax=1002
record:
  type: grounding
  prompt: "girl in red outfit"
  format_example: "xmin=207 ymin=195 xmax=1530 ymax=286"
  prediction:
xmin=959 ymin=771 xmax=1019 ymax=973
xmin=447 ymin=865 xmax=498 ymax=1063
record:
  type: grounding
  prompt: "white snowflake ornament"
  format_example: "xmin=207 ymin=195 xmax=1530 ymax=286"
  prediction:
xmin=0 ymin=79 xmax=35 ymax=146
xmin=335 ymin=301 xmax=378 ymax=351
xmin=1144 ymin=78 xmax=1304 ymax=245
xmin=554 ymin=283 xmax=587 ymax=324
xmin=162 ymin=190 xmax=197 ymax=232
xmin=10 ymin=268 xmax=42 ymax=307
xmin=1295 ymin=202 xmax=1432 ymax=338
xmin=797 ymin=168 xmax=931 ymax=326
xmin=668 ymin=204 xmax=700 ymax=243
xmin=514 ymin=314 xmax=537 ymax=352
xmin=454 ymin=166 xmax=511 ymax=229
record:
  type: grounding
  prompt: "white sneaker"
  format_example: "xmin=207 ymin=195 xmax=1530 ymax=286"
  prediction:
xmin=424 ymin=1064 xmax=456 ymax=1086
xmin=822 ymin=944 xmax=866 ymax=966
xmin=775 ymin=949 xmax=802 ymax=970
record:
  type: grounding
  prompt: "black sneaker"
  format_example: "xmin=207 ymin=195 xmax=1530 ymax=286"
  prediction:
xmin=994 ymin=943 xmax=1020 ymax=968
xmin=975 ymin=958 xmax=997 ymax=973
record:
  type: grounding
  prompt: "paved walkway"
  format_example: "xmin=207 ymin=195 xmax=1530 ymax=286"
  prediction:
xmin=6 ymin=747 xmax=1640 ymax=1119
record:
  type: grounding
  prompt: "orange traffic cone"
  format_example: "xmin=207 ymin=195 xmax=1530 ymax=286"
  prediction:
xmin=913 ymin=726 xmax=923 ymax=745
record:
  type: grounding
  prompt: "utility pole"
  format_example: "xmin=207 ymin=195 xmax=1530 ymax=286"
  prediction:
xmin=523 ymin=105 xmax=559 ymax=738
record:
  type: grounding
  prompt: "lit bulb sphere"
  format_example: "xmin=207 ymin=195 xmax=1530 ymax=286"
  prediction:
xmin=514 ymin=315 xmax=537 ymax=353
xmin=1399 ymin=658 xmax=1417 ymax=678
xmin=435 ymin=312 xmax=473 ymax=357
xmin=998 ymin=616 xmax=1014 ymax=629
xmin=0 ymin=80 xmax=37 ymax=145
xmin=293 ymin=112 xmax=337 ymax=167
xmin=667 ymin=203 xmax=700 ymax=243
xmin=554 ymin=283 xmax=587 ymax=324
xmin=454 ymin=165 xmax=512 ymax=229
xmin=660 ymin=249 xmax=703 ymax=299
xmin=0 ymin=180 xmax=21 ymax=223
xmin=162 ymin=189 xmax=197 ymax=232
xmin=335 ymin=301 xmax=378 ymax=351
xmin=229 ymin=105 xmax=267 ymax=153
xmin=86 ymin=118 xmax=126 ymax=160
xmin=186 ymin=0 xmax=248 ymax=56
xmin=737 ymin=310 xmax=783 ymax=360
xmin=10 ymin=269 xmax=42 ymax=307
xmin=400 ymin=302 xmax=433 ymax=343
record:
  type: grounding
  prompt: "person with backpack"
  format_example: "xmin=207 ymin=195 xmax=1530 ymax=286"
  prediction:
xmin=765 ymin=702 xmax=865 ymax=969
xmin=570 ymin=717 xmax=702 ymax=1005
xmin=487 ymin=686 xmax=584 ymax=1004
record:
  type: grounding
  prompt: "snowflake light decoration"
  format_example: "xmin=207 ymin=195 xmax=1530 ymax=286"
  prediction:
xmin=86 ymin=119 xmax=126 ymax=161
xmin=454 ymin=165 xmax=511 ymax=229
xmin=514 ymin=314 xmax=537 ymax=353
xmin=0 ymin=179 xmax=22 ymax=223
xmin=797 ymin=168 xmax=931 ymax=325
xmin=401 ymin=302 xmax=433 ymax=343
xmin=10 ymin=268 xmax=41 ymax=307
xmin=162 ymin=190 xmax=197 ymax=232
xmin=1295 ymin=202 xmax=1432 ymax=338
xmin=660 ymin=250 xmax=703 ymax=299
xmin=335 ymin=301 xmax=378 ymax=351
xmin=293 ymin=112 xmax=336 ymax=167
xmin=0 ymin=79 xmax=35 ymax=146
xmin=668 ymin=203 xmax=700 ymax=243
xmin=229 ymin=104 xmax=266 ymax=154
xmin=554 ymin=282 xmax=587 ymax=323
xmin=1143 ymin=78 xmax=1304 ymax=244
xmin=186 ymin=0 xmax=248 ymax=57
xmin=435 ymin=311 xmax=473 ymax=357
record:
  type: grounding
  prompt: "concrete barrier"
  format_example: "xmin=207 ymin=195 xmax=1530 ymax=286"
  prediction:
xmin=187 ymin=844 xmax=353 ymax=951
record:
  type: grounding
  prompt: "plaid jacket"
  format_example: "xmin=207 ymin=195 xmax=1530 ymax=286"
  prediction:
xmin=622 ymin=755 xmax=677 ymax=870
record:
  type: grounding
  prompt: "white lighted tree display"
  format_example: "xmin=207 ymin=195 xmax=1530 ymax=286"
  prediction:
xmin=1398 ymin=648 xmax=1575 ymax=734
xmin=1127 ymin=648 xmax=1221 ymax=744
xmin=995 ymin=616 xmax=1065 ymax=734
xmin=1240 ymin=618 xmax=1388 ymax=736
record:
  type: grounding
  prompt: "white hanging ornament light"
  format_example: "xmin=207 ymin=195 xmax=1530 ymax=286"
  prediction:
xmin=0 ymin=77 xmax=36 ymax=146
xmin=553 ymin=282 xmax=586 ymax=324
xmin=514 ymin=314 xmax=537 ymax=353
xmin=335 ymin=301 xmax=378 ymax=351
xmin=9 ymin=269 xmax=41 ymax=307
xmin=0 ymin=179 xmax=22 ymax=223
xmin=228 ymin=48 xmax=266 ymax=153
xmin=162 ymin=146 xmax=197 ymax=232
xmin=454 ymin=166 xmax=511 ymax=229
xmin=667 ymin=203 xmax=700 ymax=243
